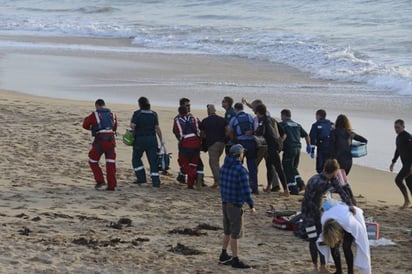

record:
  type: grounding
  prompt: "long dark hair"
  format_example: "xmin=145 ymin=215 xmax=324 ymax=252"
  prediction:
xmin=335 ymin=114 xmax=352 ymax=131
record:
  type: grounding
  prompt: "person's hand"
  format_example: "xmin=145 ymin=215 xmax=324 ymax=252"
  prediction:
xmin=241 ymin=97 xmax=247 ymax=104
xmin=389 ymin=162 xmax=394 ymax=172
xmin=306 ymin=145 xmax=314 ymax=154
xmin=245 ymin=130 xmax=253 ymax=136
xmin=349 ymin=205 xmax=356 ymax=215
xmin=309 ymin=146 xmax=315 ymax=159
xmin=250 ymin=207 xmax=256 ymax=214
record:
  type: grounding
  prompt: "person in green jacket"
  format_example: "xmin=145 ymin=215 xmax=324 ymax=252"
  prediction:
xmin=130 ymin=97 xmax=164 ymax=187
xmin=279 ymin=109 xmax=311 ymax=195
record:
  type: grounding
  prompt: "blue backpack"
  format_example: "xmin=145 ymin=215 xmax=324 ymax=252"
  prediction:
xmin=91 ymin=108 xmax=114 ymax=136
xmin=234 ymin=112 xmax=253 ymax=137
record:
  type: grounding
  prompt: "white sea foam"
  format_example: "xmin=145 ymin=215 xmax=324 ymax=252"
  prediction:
xmin=0 ymin=0 xmax=411 ymax=95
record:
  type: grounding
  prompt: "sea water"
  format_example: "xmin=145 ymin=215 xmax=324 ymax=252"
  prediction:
xmin=0 ymin=0 xmax=411 ymax=94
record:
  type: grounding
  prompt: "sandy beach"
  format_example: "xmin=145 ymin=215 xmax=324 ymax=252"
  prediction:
xmin=1 ymin=0 xmax=412 ymax=271
xmin=1 ymin=86 xmax=412 ymax=273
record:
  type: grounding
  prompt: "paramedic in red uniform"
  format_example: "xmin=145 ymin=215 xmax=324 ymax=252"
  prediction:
xmin=173 ymin=105 xmax=202 ymax=189
xmin=82 ymin=99 xmax=118 ymax=191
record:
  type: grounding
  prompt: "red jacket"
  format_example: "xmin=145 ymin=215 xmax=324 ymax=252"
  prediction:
xmin=83 ymin=108 xmax=117 ymax=138
xmin=173 ymin=114 xmax=201 ymax=148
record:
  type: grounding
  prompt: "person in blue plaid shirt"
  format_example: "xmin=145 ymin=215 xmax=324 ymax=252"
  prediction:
xmin=218 ymin=144 xmax=256 ymax=270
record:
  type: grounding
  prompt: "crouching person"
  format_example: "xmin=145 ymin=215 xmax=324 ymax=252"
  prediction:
xmin=301 ymin=159 xmax=354 ymax=273
xmin=319 ymin=203 xmax=371 ymax=274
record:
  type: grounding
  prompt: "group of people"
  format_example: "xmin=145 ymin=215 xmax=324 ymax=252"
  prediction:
xmin=82 ymin=97 xmax=411 ymax=273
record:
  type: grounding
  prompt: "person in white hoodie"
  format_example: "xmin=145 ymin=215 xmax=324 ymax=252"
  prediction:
xmin=318 ymin=203 xmax=371 ymax=274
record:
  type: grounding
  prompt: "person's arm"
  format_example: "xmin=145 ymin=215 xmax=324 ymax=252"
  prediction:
xmin=353 ymin=132 xmax=368 ymax=143
xmin=329 ymin=130 xmax=337 ymax=158
xmin=172 ymin=119 xmax=181 ymax=140
xmin=241 ymin=97 xmax=253 ymax=110
xmin=309 ymin=123 xmax=317 ymax=146
xmin=153 ymin=112 xmax=163 ymax=143
xmin=82 ymin=113 xmax=94 ymax=130
xmin=277 ymin=122 xmax=285 ymax=137
xmin=302 ymin=127 xmax=311 ymax=153
xmin=390 ymin=149 xmax=399 ymax=172
xmin=155 ymin=125 xmax=163 ymax=144
xmin=331 ymin=178 xmax=355 ymax=214
xmin=239 ymin=168 xmax=254 ymax=209
xmin=130 ymin=111 xmax=137 ymax=130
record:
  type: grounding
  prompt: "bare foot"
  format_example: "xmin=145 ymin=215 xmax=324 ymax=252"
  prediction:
xmin=400 ymin=200 xmax=410 ymax=209
xmin=283 ymin=189 xmax=290 ymax=197
xmin=263 ymin=186 xmax=270 ymax=193
xmin=210 ymin=183 xmax=219 ymax=188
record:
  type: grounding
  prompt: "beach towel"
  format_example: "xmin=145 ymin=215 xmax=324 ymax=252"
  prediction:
xmin=317 ymin=203 xmax=371 ymax=274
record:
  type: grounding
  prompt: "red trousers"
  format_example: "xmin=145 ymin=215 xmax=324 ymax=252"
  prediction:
xmin=178 ymin=147 xmax=200 ymax=187
xmin=88 ymin=139 xmax=117 ymax=190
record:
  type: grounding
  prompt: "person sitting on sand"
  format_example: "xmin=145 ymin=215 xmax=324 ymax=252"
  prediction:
xmin=318 ymin=203 xmax=371 ymax=274
xmin=389 ymin=119 xmax=412 ymax=209
xmin=82 ymin=99 xmax=118 ymax=191
xmin=301 ymin=159 xmax=354 ymax=274
xmin=218 ymin=144 xmax=255 ymax=270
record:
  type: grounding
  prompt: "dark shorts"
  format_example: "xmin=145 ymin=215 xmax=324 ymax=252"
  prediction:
xmin=222 ymin=203 xmax=243 ymax=239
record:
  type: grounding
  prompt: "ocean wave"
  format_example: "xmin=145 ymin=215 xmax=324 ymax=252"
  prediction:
xmin=17 ymin=6 xmax=118 ymax=14
xmin=0 ymin=15 xmax=411 ymax=95
xmin=130 ymin=27 xmax=412 ymax=95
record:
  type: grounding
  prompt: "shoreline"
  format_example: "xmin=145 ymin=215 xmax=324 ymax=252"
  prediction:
xmin=1 ymin=45 xmax=410 ymax=172
xmin=0 ymin=88 xmax=404 ymax=207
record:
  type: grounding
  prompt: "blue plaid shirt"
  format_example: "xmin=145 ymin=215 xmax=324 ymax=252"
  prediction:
xmin=219 ymin=156 xmax=254 ymax=208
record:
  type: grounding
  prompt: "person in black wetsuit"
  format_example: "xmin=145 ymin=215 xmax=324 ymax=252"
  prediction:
xmin=329 ymin=114 xmax=367 ymax=175
xmin=389 ymin=119 xmax=412 ymax=209
xmin=301 ymin=159 xmax=354 ymax=274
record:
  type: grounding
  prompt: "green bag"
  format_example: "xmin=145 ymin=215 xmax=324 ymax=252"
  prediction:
xmin=122 ymin=129 xmax=134 ymax=146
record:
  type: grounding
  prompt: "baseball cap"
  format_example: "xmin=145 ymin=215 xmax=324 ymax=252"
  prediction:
xmin=230 ymin=144 xmax=245 ymax=157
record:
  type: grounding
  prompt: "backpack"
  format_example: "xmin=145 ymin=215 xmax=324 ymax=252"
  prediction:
xmin=91 ymin=109 xmax=115 ymax=136
xmin=234 ymin=112 xmax=253 ymax=137
xmin=268 ymin=117 xmax=283 ymax=151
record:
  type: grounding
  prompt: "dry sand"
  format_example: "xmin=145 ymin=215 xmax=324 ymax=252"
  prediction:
xmin=1 ymin=89 xmax=411 ymax=273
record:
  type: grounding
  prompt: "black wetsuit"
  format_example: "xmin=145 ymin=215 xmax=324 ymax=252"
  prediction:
xmin=392 ymin=130 xmax=412 ymax=197
xmin=301 ymin=172 xmax=352 ymax=266
xmin=329 ymin=128 xmax=367 ymax=175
